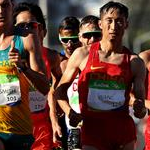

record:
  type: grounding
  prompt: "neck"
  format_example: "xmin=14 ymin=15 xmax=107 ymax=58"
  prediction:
xmin=100 ymin=39 xmax=123 ymax=53
xmin=0 ymin=23 xmax=14 ymax=37
xmin=65 ymin=53 xmax=71 ymax=59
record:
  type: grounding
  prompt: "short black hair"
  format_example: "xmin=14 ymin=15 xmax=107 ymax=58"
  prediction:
xmin=13 ymin=2 xmax=46 ymax=30
xmin=80 ymin=15 xmax=100 ymax=29
xmin=100 ymin=1 xmax=128 ymax=19
xmin=58 ymin=16 xmax=80 ymax=33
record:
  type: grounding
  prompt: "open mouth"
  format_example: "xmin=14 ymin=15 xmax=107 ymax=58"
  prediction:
xmin=68 ymin=48 xmax=74 ymax=53
xmin=109 ymin=33 xmax=118 ymax=37
xmin=110 ymin=32 xmax=117 ymax=35
xmin=0 ymin=17 xmax=4 ymax=21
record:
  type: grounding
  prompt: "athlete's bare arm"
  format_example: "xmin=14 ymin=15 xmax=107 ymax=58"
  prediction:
xmin=139 ymin=50 xmax=150 ymax=69
xmin=48 ymin=51 xmax=62 ymax=143
xmin=130 ymin=54 xmax=147 ymax=118
xmin=22 ymin=33 xmax=50 ymax=95
xmin=54 ymin=46 xmax=88 ymax=116
xmin=50 ymin=46 xmax=89 ymax=141
xmin=50 ymin=50 xmax=62 ymax=88
xmin=139 ymin=50 xmax=150 ymax=110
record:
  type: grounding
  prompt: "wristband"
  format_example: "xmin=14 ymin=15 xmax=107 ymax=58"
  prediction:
xmin=17 ymin=63 xmax=28 ymax=72
xmin=69 ymin=109 xmax=83 ymax=127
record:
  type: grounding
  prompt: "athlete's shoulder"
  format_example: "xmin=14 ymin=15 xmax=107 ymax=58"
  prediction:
xmin=43 ymin=47 xmax=59 ymax=58
xmin=43 ymin=47 xmax=58 ymax=54
xmin=139 ymin=49 xmax=150 ymax=68
xmin=44 ymin=47 xmax=61 ymax=69
xmin=139 ymin=49 xmax=150 ymax=60
xmin=123 ymin=46 xmax=139 ymax=60
xmin=123 ymin=46 xmax=134 ymax=55
xmin=69 ymin=45 xmax=89 ymax=69
xmin=73 ymin=45 xmax=89 ymax=56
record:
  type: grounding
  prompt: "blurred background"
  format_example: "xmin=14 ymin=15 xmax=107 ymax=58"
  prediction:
xmin=15 ymin=0 xmax=149 ymax=149
xmin=16 ymin=0 xmax=150 ymax=54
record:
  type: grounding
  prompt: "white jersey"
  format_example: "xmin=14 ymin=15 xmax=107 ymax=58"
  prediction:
xmin=66 ymin=74 xmax=80 ymax=129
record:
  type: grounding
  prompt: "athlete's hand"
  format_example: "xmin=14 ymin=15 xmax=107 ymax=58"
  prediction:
xmin=8 ymin=41 xmax=21 ymax=65
xmin=8 ymin=41 xmax=28 ymax=72
xmin=133 ymin=99 xmax=147 ymax=119
xmin=51 ymin=119 xmax=62 ymax=144
xmin=69 ymin=109 xmax=83 ymax=127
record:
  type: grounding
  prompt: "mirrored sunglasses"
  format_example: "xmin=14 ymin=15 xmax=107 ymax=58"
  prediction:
xmin=82 ymin=31 xmax=101 ymax=39
xmin=59 ymin=36 xmax=79 ymax=44
xmin=15 ymin=21 xmax=39 ymax=30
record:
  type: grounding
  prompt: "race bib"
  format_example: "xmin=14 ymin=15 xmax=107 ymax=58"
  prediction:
xmin=0 ymin=75 xmax=21 ymax=106
xmin=87 ymin=80 xmax=125 ymax=110
xmin=67 ymin=75 xmax=80 ymax=113
xmin=29 ymin=87 xmax=47 ymax=112
xmin=66 ymin=75 xmax=80 ymax=129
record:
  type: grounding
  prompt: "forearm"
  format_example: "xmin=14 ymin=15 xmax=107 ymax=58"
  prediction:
xmin=132 ymin=84 xmax=146 ymax=118
xmin=57 ymin=100 xmax=71 ymax=117
xmin=23 ymin=68 xmax=50 ymax=95
xmin=48 ymin=88 xmax=58 ymax=123
xmin=54 ymin=82 xmax=71 ymax=116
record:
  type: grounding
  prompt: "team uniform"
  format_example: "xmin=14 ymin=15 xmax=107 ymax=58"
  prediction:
xmin=78 ymin=42 xmax=136 ymax=149
xmin=30 ymin=46 xmax=53 ymax=150
xmin=0 ymin=35 xmax=34 ymax=150
xmin=144 ymin=68 xmax=150 ymax=150
xmin=66 ymin=74 xmax=81 ymax=150
xmin=66 ymin=74 xmax=80 ymax=129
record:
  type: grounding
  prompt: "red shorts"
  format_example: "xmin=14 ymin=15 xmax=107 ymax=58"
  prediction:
xmin=81 ymin=112 xmax=136 ymax=150
xmin=31 ymin=110 xmax=53 ymax=150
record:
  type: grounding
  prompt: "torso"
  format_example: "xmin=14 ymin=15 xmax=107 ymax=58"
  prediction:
xmin=29 ymin=46 xmax=51 ymax=114
xmin=78 ymin=42 xmax=133 ymax=117
xmin=0 ymin=35 xmax=32 ymax=134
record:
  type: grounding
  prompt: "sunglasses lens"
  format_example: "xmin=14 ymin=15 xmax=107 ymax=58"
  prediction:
xmin=61 ymin=38 xmax=69 ymax=43
xmin=16 ymin=22 xmax=39 ymax=30
xmin=93 ymin=32 xmax=101 ymax=38
xmin=28 ymin=22 xmax=39 ymax=29
xmin=82 ymin=33 xmax=91 ymax=39
xmin=61 ymin=38 xmax=79 ymax=44
xmin=16 ymin=23 xmax=27 ymax=29
xmin=71 ymin=38 xmax=79 ymax=43
xmin=82 ymin=32 xmax=101 ymax=39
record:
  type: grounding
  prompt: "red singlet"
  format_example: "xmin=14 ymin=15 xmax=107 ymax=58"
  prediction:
xmin=78 ymin=42 xmax=136 ymax=149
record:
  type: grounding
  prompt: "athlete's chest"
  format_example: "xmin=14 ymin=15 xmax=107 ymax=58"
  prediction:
xmin=98 ymin=50 xmax=125 ymax=65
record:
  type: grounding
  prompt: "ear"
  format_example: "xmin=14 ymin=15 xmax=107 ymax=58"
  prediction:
xmin=38 ymin=24 xmax=47 ymax=38
xmin=43 ymin=29 xmax=47 ymax=37
xmin=98 ymin=20 xmax=102 ymax=30
xmin=11 ymin=0 xmax=16 ymax=8
xmin=78 ymin=33 xmax=82 ymax=42
xmin=125 ymin=20 xmax=128 ymax=29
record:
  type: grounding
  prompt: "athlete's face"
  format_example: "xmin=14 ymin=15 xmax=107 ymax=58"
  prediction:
xmin=59 ymin=29 xmax=81 ymax=57
xmin=79 ymin=23 xmax=101 ymax=46
xmin=15 ymin=11 xmax=44 ymax=43
xmin=99 ymin=8 xmax=128 ymax=43
xmin=0 ymin=0 xmax=14 ymax=29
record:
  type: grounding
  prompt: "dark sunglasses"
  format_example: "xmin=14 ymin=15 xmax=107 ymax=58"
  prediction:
xmin=15 ymin=21 xmax=39 ymax=30
xmin=82 ymin=31 xmax=101 ymax=39
xmin=59 ymin=36 xmax=79 ymax=44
